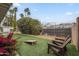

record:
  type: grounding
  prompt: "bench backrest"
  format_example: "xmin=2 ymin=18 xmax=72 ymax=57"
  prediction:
xmin=62 ymin=37 xmax=71 ymax=48
xmin=65 ymin=35 xmax=71 ymax=41
xmin=55 ymin=35 xmax=71 ymax=48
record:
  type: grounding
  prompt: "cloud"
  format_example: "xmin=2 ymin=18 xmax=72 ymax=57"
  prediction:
xmin=65 ymin=12 xmax=73 ymax=16
xmin=13 ymin=3 xmax=21 ymax=7
xmin=67 ymin=3 xmax=75 ymax=6
xmin=75 ymin=11 xmax=79 ymax=14
xmin=45 ymin=16 xmax=54 ymax=20
xmin=65 ymin=11 xmax=79 ymax=16
xmin=45 ymin=16 xmax=51 ymax=19
xmin=33 ymin=9 xmax=38 ymax=12
xmin=32 ymin=9 xmax=39 ymax=12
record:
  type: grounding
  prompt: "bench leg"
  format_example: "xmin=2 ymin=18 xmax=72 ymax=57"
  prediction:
xmin=59 ymin=47 xmax=67 ymax=56
xmin=64 ymin=46 xmax=67 ymax=55
xmin=64 ymin=46 xmax=67 ymax=51
xmin=48 ymin=44 xmax=50 ymax=54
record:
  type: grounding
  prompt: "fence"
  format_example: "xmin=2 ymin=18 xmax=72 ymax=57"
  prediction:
xmin=42 ymin=28 xmax=71 ymax=37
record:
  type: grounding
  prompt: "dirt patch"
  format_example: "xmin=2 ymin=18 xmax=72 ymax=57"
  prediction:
xmin=36 ymin=35 xmax=56 ymax=40
xmin=36 ymin=35 xmax=66 ymax=41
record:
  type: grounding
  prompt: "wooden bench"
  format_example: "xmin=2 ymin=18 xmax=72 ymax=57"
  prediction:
xmin=24 ymin=40 xmax=37 ymax=45
xmin=48 ymin=35 xmax=71 ymax=55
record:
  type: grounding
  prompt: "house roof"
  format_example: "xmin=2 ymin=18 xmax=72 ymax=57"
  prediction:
xmin=0 ymin=3 xmax=12 ymax=23
xmin=44 ymin=23 xmax=74 ymax=29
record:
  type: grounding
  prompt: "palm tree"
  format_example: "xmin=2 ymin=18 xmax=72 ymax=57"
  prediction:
xmin=9 ymin=9 xmax=14 ymax=26
xmin=13 ymin=7 xmax=17 ymax=31
xmin=24 ymin=8 xmax=31 ymax=17
xmin=24 ymin=8 xmax=31 ymax=34
xmin=27 ymin=11 xmax=31 ymax=16
xmin=20 ymin=13 xmax=24 ymax=18
xmin=14 ymin=7 xmax=17 ymax=18
xmin=9 ymin=9 xmax=14 ymax=17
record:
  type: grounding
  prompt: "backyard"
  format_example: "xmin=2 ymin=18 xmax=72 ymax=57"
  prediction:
xmin=13 ymin=34 xmax=79 ymax=56
xmin=0 ymin=3 xmax=79 ymax=56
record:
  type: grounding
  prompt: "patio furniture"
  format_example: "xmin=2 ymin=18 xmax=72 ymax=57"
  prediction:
xmin=24 ymin=40 xmax=37 ymax=45
xmin=48 ymin=35 xmax=71 ymax=55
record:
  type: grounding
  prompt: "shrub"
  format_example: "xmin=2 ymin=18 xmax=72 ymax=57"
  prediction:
xmin=0 ymin=32 xmax=16 ymax=56
xmin=17 ymin=17 xmax=42 ymax=35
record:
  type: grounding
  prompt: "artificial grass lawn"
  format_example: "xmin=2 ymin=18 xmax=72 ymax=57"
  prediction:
xmin=66 ymin=44 xmax=79 ymax=56
xmin=13 ymin=34 xmax=79 ymax=56
xmin=13 ymin=34 xmax=54 ymax=56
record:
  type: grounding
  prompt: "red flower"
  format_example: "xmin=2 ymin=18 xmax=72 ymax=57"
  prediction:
xmin=0 ymin=32 xmax=16 ymax=55
xmin=0 ymin=47 xmax=10 ymax=56
xmin=7 ymin=32 xmax=14 ymax=39
xmin=0 ymin=36 xmax=4 ymax=42
xmin=0 ymin=47 xmax=6 ymax=52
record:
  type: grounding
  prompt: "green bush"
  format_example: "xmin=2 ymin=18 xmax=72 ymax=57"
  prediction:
xmin=66 ymin=44 xmax=79 ymax=56
xmin=17 ymin=17 xmax=42 ymax=35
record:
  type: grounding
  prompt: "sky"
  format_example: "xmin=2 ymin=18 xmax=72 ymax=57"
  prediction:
xmin=13 ymin=3 xmax=79 ymax=24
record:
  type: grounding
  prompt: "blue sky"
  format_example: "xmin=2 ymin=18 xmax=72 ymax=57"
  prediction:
xmin=13 ymin=3 xmax=79 ymax=24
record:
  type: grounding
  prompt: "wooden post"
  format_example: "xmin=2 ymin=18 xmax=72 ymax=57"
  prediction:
xmin=71 ymin=17 xmax=79 ymax=51
xmin=76 ymin=17 xmax=79 ymax=51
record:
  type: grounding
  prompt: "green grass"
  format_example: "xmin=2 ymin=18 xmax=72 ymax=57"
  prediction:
xmin=13 ymin=34 xmax=79 ymax=56
xmin=66 ymin=44 xmax=79 ymax=56
xmin=13 ymin=34 xmax=54 ymax=56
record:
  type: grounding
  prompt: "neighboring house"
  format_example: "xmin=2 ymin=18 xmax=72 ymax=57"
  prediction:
xmin=46 ymin=23 xmax=74 ymax=29
xmin=0 ymin=3 xmax=12 ymax=33
xmin=0 ymin=17 xmax=14 ymax=33
xmin=2 ymin=26 xmax=13 ymax=33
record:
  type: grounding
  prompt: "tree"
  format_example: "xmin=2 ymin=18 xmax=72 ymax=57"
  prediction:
xmin=9 ymin=9 xmax=14 ymax=18
xmin=24 ymin=8 xmax=31 ymax=33
xmin=13 ymin=7 xmax=17 ymax=31
xmin=6 ymin=7 xmax=18 ymax=31
xmin=17 ymin=7 xmax=42 ymax=34
xmin=20 ymin=13 xmax=24 ymax=18
xmin=9 ymin=9 xmax=14 ymax=26
xmin=24 ymin=8 xmax=31 ymax=17
xmin=29 ymin=19 xmax=42 ymax=34
xmin=17 ymin=17 xmax=42 ymax=35
xmin=27 ymin=11 xmax=31 ymax=16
